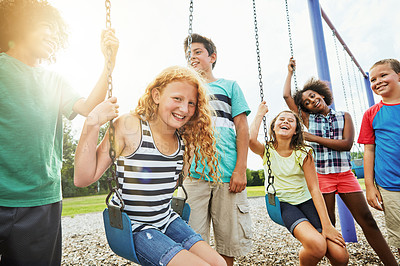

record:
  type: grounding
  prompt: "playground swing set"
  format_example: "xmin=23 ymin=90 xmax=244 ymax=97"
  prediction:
xmin=100 ymin=0 xmax=375 ymax=263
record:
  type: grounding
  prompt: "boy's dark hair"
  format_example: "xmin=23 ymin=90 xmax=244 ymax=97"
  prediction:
xmin=0 ymin=0 xmax=68 ymax=62
xmin=370 ymin=58 xmax=400 ymax=74
xmin=293 ymin=77 xmax=333 ymax=113
xmin=184 ymin=33 xmax=217 ymax=69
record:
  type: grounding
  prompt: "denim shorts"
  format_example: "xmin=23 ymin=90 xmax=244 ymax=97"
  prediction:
xmin=133 ymin=217 xmax=203 ymax=266
xmin=281 ymin=199 xmax=322 ymax=235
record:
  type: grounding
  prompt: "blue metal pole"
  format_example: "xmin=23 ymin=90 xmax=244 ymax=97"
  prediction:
xmin=307 ymin=0 xmax=335 ymax=109
xmin=307 ymin=0 xmax=357 ymax=243
xmin=364 ymin=72 xmax=375 ymax=107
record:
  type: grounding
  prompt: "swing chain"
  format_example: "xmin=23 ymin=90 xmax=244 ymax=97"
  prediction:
xmin=252 ymin=0 xmax=264 ymax=102
xmin=342 ymin=48 xmax=358 ymax=131
xmin=105 ymin=0 xmax=111 ymax=29
xmin=186 ymin=0 xmax=194 ymax=63
xmin=284 ymin=0 xmax=298 ymax=92
xmin=104 ymin=0 xmax=123 ymax=210
xmin=252 ymin=0 xmax=274 ymax=188
xmin=332 ymin=30 xmax=350 ymax=113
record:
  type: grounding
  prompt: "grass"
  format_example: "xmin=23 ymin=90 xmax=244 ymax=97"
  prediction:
xmin=62 ymin=194 xmax=107 ymax=217
xmin=62 ymin=179 xmax=366 ymax=217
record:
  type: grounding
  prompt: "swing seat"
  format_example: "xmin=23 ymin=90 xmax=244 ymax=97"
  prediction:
xmin=351 ymin=158 xmax=364 ymax=179
xmin=103 ymin=208 xmax=139 ymax=264
xmin=171 ymin=197 xmax=191 ymax=223
xmin=265 ymin=194 xmax=285 ymax=226
xmin=102 ymin=202 xmax=190 ymax=264
xmin=181 ymin=203 xmax=191 ymax=223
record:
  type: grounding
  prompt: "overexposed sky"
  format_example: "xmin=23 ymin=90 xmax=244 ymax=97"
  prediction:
xmin=49 ymin=0 xmax=400 ymax=170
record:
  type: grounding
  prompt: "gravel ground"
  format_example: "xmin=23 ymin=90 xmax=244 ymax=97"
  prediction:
xmin=62 ymin=196 xmax=399 ymax=265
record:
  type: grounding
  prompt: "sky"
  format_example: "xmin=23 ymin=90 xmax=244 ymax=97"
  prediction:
xmin=48 ymin=0 xmax=400 ymax=171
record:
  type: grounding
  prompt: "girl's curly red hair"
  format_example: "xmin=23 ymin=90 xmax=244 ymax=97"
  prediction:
xmin=134 ymin=66 xmax=221 ymax=183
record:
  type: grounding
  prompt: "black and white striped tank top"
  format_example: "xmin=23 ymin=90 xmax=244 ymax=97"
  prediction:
xmin=111 ymin=119 xmax=184 ymax=233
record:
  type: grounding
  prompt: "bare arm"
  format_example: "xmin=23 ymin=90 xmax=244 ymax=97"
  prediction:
xmin=74 ymin=97 xmax=120 ymax=187
xmin=249 ymin=101 xmax=268 ymax=158
xmin=73 ymin=29 xmax=119 ymax=117
xmin=283 ymin=58 xmax=309 ymax=127
xmin=302 ymin=152 xmax=346 ymax=247
xmin=305 ymin=112 xmax=354 ymax=151
xmin=363 ymin=144 xmax=383 ymax=211
xmin=229 ymin=113 xmax=249 ymax=193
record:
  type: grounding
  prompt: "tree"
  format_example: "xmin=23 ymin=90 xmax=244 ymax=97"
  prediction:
xmin=61 ymin=119 xmax=110 ymax=197
xmin=246 ymin=168 xmax=265 ymax=186
xmin=61 ymin=118 xmax=78 ymax=197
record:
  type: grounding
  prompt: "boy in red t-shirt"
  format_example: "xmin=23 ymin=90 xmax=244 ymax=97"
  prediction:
xmin=358 ymin=58 xmax=400 ymax=257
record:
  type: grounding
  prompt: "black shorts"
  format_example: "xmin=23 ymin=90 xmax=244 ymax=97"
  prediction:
xmin=281 ymin=198 xmax=322 ymax=235
xmin=0 ymin=201 xmax=62 ymax=266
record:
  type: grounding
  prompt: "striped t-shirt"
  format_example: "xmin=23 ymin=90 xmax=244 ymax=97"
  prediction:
xmin=189 ymin=79 xmax=250 ymax=182
xmin=112 ymin=119 xmax=184 ymax=233
xmin=308 ymin=109 xmax=351 ymax=174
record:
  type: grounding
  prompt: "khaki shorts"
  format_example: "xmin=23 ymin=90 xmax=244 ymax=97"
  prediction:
xmin=182 ymin=178 xmax=252 ymax=257
xmin=378 ymin=185 xmax=400 ymax=248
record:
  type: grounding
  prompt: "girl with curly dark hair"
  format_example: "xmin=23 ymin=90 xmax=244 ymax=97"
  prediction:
xmin=283 ymin=57 xmax=397 ymax=265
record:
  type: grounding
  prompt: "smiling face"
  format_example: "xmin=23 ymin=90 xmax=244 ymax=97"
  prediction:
xmin=18 ymin=21 xmax=58 ymax=61
xmin=152 ymin=80 xmax=198 ymax=131
xmin=273 ymin=112 xmax=297 ymax=139
xmin=301 ymin=90 xmax=329 ymax=114
xmin=188 ymin=43 xmax=216 ymax=72
xmin=370 ymin=63 xmax=400 ymax=99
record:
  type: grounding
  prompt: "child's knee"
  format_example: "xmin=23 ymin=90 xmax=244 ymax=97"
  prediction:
xmin=207 ymin=253 xmax=226 ymax=266
xmin=327 ymin=240 xmax=349 ymax=266
xmin=214 ymin=255 xmax=228 ymax=266
xmin=329 ymin=249 xmax=349 ymax=266
xmin=304 ymin=236 xmax=327 ymax=259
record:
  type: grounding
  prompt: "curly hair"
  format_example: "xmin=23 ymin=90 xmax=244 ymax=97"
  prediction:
xmin=370 ymin=58 xmax=400 ymax=74
xmin=293 ymin=77 xmax=333 ymax=114
xmin=183 ymin=33 xmax=217 ymax=69
xmin=0 ymin=0 xmax=68 ymax=62
xmin=267 ymin=110 xmax=312 ymax=162
xmin=134 ymin=66 xmax=221 ymax=183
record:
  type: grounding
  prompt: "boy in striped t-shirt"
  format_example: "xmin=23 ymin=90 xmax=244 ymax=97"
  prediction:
xmin=183 ymin=33 xmax=252 ymax=265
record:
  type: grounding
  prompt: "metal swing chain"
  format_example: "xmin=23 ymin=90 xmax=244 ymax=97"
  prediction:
xmin=105 ymin=0 xmax=124 ymax=209
xmin=351 ymin=60 xmax=367 ymax=113
xmin=186 ymin=0 xmax=194 ymax=64
xmin=284 ymin=0 xmax=298 ymax=92
xmin=342 ymin=48 xmax=359 ymax=131
xmin=332 ymin=30 xmax=350 ymax=113
xmin=284 ymin=0 xmax=304 ymax=125
xmin=332 ymin=31 xmax=363 ymax=157
xmin=252 ymin=0 xmax=274 ymax=191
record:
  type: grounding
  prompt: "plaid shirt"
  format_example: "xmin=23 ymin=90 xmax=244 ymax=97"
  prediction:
xmin=308 ymin=109 xmax=351 ymax=174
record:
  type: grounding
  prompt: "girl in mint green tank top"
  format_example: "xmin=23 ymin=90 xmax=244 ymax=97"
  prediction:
xmin=249 ymin=104 xmax=349 ymax=265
